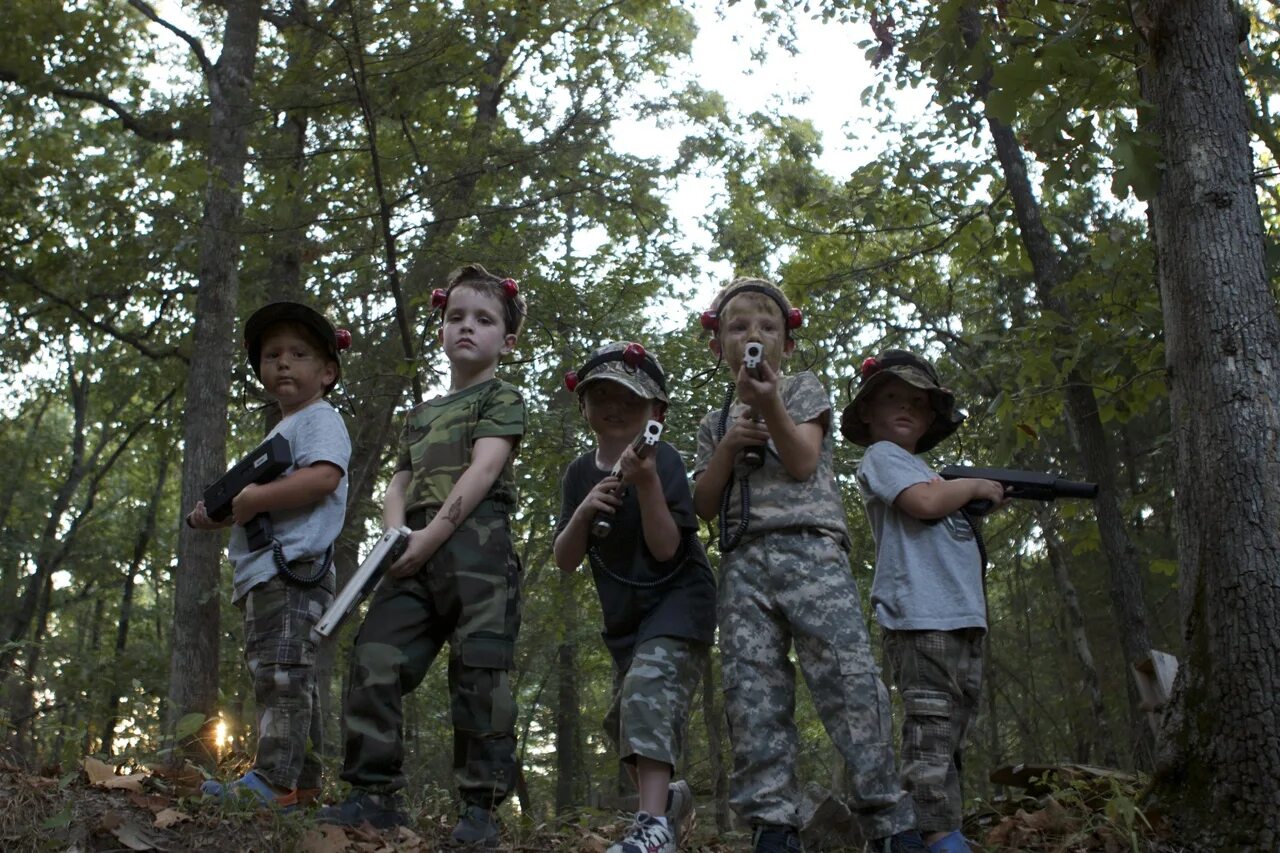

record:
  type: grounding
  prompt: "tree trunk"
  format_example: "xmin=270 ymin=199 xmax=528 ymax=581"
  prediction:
xmin=1143 ymin=0 xmax=1280 ymax=846
xmin=553 ymin=574 xmax=580 ymax=815
xmin=1040 ymin=512 xmax=1117 ymax=766
xmin=701 ymin=651 xmax=731 ymax=833
xmin=165 ymin=0 xmax=262 ymax=765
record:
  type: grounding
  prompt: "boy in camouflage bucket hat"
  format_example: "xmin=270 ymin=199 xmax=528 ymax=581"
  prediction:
xmin=845 ymin=349 xmax=1006 ymax=853
xmin=692 ymin=280 xmax=925 ymax=853
xmin=555 ymin=341 xmax=714 ymax=853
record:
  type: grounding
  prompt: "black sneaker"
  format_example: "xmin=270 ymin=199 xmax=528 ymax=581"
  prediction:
xmin=753 ymin=823 xmax=804 ymax=853
xmin=316 ymin=790 xmax=409 ymax=829
xmin=449 ymin=803 xmax=500 ymax=848
xmin=870 ymin=830 xmax=930 ymax=853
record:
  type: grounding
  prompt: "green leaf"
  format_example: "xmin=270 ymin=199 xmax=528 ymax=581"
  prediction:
xmin=1150 ymin=558 xmax=1178 ymax=577
xmin=175 ymin=712 xmax=207 ymax=740
xmin=42 ymin=807 xmax=73 ymax=829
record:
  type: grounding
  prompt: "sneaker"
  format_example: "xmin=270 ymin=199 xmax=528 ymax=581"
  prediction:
xmin=871 ymin=830 xmax=930 ymax=853
xmin=316 ymin=790 xmax=409 ymax=829
xmin=200 ymin=769 xmax=301 ymax=810
xmin=753 ymin=823 xmax=804 ymax=853
xmin=606 ymin=811 xmax=676 ymax=853
xmin=449 ymin=803 xmax=500 ymax=848
xmin=665 ymin=779 xmax=694 ymax=840
xmin=927 ymin=830 xmax=972 ymax=853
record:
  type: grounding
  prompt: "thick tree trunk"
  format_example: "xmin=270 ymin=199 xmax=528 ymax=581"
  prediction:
xmin=165 ymin=0 xmax=262 ymax=764
xmin=553 ymin=574 xmax=580 ymax=815
xmin=1143 ymin=0 xmax=1280 ymax=846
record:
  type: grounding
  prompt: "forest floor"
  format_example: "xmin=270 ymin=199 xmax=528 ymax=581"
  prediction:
xmin=0 ymin=758 xmax=1189 ymax=852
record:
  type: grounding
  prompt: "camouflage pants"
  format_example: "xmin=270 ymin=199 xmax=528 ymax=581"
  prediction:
xmin=603 ymin=636 xmax=705 ymax=768
xmin=882 ymin=629 xmax=984 ymax=833
xmin=340 ymin=507 xmax=521 ymax=808
xmin=718 ymin=530 xmax=914 ymax=838
xmin=239 ymin=571 xmax=334 ymax=791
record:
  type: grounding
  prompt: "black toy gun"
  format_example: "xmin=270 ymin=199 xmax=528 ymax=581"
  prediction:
xmin=312 ymin=526 xmax=412 ymax=641
xmin=202 ymin=433 xmax=292 ymax=551
xmin=741 ymin=341 xmax=766 ymax=468
xmin=591 ymin=419 xmax=664 ymax=539
xmin=938 ymin=465 xmax=1099 ymax=516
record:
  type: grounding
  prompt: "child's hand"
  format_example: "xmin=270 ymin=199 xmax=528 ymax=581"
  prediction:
xmin=231 ymin=484 xmax=264 ymax=526
xmin=617 ymin=445 xmax=658 ymax=487
xmin=577 ymin=476 xmax=623 ymax=523
xmin=388 ymin=528 xmax=440 ymax=578
xmin=735 ymin=357 xmax=779 ymax=410
xmin=969 ymin=478 xmax=1008 ymax=509
xmin=720 ymin=415 xmax=770 ymax=458
xmin=186 ymin=500 xmax=231 ymax=531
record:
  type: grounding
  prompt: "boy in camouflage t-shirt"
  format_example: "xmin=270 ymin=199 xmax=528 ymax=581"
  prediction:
xmin=692 ymin=280 xmax=924 ymax=853
xmin=321 ymin=265 xmax=526 ymax=848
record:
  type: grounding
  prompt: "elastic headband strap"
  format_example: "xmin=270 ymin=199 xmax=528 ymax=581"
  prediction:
xmin=717 ymin=283 xmax=791 ymax=319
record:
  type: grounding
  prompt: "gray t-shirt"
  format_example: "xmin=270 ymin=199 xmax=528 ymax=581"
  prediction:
xmin=230 ymin=400 xmax=351 ymax=602
xmin=856 ymin=440 xmax=986 ymax=632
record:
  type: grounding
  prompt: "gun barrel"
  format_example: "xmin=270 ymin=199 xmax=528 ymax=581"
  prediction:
xmin=1054 ymin=478 xmax=1099 ymax=500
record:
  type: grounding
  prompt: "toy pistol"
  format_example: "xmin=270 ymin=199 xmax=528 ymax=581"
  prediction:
xmin=590 ymin=419 xmax=664 ymax=540
xmin=312 ymin=526 xmax=412 ymax=641
xmin=741 ymin=341 xmax=766 ymax=468
xmin=203 ymin=433 xmax=292 ymax=551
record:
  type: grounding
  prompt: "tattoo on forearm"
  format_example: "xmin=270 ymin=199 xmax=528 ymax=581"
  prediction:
xmin=445 ymin=497 xmax=463 ymax=526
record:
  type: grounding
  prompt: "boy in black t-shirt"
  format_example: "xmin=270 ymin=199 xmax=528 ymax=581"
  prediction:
xmin=554 ymin=342 xmax=716 ymax=853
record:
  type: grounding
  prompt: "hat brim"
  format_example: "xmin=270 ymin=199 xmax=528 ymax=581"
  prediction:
xmin=244 ymin=302 xmax=342 ymax=391
xmin=839 ymin=368 xmax=963 ymax=453
xmin=575 ymin=373 xmax=668 ymax=405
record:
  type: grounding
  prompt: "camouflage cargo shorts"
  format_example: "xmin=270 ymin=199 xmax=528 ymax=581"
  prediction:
xmin=240 ymin=569 xmax=334 ymax=790
xmin=603 ymin=636 xmax=706 ymax=767
xmin=882 ymin=628 xmax=984 ymax=833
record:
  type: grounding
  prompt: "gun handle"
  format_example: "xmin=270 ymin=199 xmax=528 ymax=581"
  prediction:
xmin=590 ymin=515 xmax=613 ymax=539
xmin=742 ymin=446 xmax=765 ymax=468
xmin=245 ymin=515 xmax=273 ymax=551
xmin=962 ymin=499 xmax=993 ymax=517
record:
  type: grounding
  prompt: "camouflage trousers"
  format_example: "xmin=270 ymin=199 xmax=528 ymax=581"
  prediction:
xmin=882 ymin=629 xmax=984 ymax=833
xmin=239 ymin=571 xmax=334 ymax=791
xmin=718 ymin=530 xmax=915 ymax=838
xmin=603 ymin=636 xmax=706 ymax=768
xmin=340 ymin=505 xmax=521 ymax=809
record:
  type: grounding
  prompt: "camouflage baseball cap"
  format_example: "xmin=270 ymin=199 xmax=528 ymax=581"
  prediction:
xmin=840 ymin=349 xmax=964 ymax=452
xmin=573 ymin=341 xmax=669 ymax=405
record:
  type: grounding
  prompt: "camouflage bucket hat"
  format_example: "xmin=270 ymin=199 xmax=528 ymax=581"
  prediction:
xmin=840 ymin=349 xmax=964 ymax=453
xmin=568 ymin=341 xmax=669 ymax=405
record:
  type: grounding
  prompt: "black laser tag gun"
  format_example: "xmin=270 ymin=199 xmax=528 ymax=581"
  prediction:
xmin=312 ymin=526 xmax=412 ymax=641
xmin=591 ymin=419 xmax=664 ymax=540
xmin=203 ymin=433 xmax=292 ymax=551
xmin=938 ymin=466 xmax=1099 ymax=516
xmin=741 ymin=341 xmax=767 ymax=468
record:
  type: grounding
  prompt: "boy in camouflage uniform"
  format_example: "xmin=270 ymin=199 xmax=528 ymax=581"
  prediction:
xmin=845 ymin=350 xmax=1006 ymax=853
xmin=554 ymin=342 xmax=715 ymax=853
xmin=692 ymin=280 xmax=925 ymax=853
xmin=188 ymin=301 xmax=352 ymax=809
xmin=320 ymin=265 xmax=526 ymax=847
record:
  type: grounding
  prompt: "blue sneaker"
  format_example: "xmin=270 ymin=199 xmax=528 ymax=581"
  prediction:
xmin=928 ymin=830 xmax=972 ymax=853
xmin=200 ymin=769 xmax=300 ymax=810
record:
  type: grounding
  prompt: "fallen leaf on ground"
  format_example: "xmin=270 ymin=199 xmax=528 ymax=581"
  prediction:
xmin=153 ymin=808 xmax=189 ymax=829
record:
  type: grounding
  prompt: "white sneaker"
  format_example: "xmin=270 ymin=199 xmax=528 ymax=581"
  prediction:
xmin=666 ymin=779 xmax=694 ymax=841
xmin=605 ymin=811 xmax=677 ymax=853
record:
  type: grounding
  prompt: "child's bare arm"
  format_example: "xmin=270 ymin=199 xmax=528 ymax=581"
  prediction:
xmin=741 ymin=360 xmax=821 ymax=481
xmin=620 ymin=446 xmax=680 ymax=562
xmin=230 ymin=462 xmax=343 ymax=526
xmin=692 ymin=418 xmax=767 ymax=520
xmin=895 ymin=476 xmax=1006 ymax=520
xmin=390 ymin=435 xmax=515 ymax=577
xmin=553 ymin=476 xmax=622 ymax=571
xmin=383 ymin=470 xmax=411 ymax=529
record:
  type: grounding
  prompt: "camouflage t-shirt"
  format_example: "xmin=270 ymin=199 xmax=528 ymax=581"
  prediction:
xmin=396 ymin=378 xmax=525 ymax=514
xmin=694 ymin=371 xmax=850 ymax=550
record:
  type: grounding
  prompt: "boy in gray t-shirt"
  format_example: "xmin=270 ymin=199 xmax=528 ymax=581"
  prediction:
xmin=843 ymin=350 xmax=1006 ymax=853
xmin=187 ymin=301 xmax=352 ymax=809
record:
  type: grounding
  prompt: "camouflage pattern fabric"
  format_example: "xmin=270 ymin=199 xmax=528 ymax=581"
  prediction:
xmin=396 ymin=378 xmax=525 ymax=515
xmin=882 ymin=628 xmax=983 ymax=833
xmin=339 ymin=505 xmax=521 ymax=808
xmin=240 ymin=571 xmax=334 ymax=790
xmin=718 ymin=530 xmax=915 ymax=837
xmin=603 ymin=636 xmax=706 ymax=768
xmin=694 ymin=371 xmax=849 ymax=550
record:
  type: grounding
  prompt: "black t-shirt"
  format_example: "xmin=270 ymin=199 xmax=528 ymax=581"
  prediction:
xmin=555 ymin=441 xmax=717 ymax=666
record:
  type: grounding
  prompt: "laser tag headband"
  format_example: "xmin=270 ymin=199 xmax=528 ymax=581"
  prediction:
xmin=699 ymin=282 xmax=803 ymax=338
xmin=244 ymin=301 xmax=351 ymax=393
xmin=431 ymin=278 xmax=520 ymax=313
xmin=563 ymin=341 xmax=670 ymax=407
